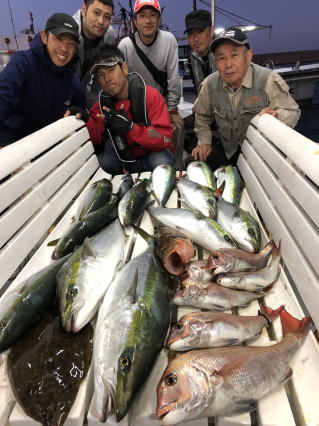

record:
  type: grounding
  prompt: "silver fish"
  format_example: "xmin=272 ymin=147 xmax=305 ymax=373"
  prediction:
xmin=216 ymin=241 xmax=281 ymax=291
xmin=217 ymin=197 xmax=261 ymax=252
xmin=177 ymin=178 xmax=217 ymax=218
xmin=76 ymin=178 xmax=113 ymax=220
xmin=151 ymin=164 xmax=176 ymax=207
xmin=157 ymin=309 xmax=311 ymax=425
xmin=187 ymin=161 xmax=216 ymax=190
xmin=167 ymin=306 xmax=283 ymax=351
xmin=57 ymin=219 xmax=125 ymax=332
xmin=173 ymin=279 xmax=264 ymax=310
xmin=118 ymin=179 xmax=150 ymax=228
xmin=209 ymin=240 xmax=275 ymax=276
xmin=148 ymin=207 xmax=237 ymax=253
xmin=180 ymin=259 xmax=214 ymax=282
xmin=214 ymin=165 xmax=244 ymax=205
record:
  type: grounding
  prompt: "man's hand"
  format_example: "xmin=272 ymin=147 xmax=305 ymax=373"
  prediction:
xmin=191 ymin=144 xmax=212 ymax=162
xmin=103 ymin=106 xmax=133 ymax=134
xmin=259 ymin=108 xmax=278 ymax=118
xmin=169 ymin=111 xmax=183 ymax=129
xmin=64 ymin=106 xmax=89 ymax=123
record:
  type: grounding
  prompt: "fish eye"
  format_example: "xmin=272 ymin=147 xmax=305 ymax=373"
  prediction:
xmin=248 ymin=228 xmax=255 ymax=236
xmin=165 ymin=373 xmax=178 ymax=386
xmin=68 ymin=288 xmax=77 ymax=297
xmin=119 ymin=354 xmax=131 ymax=370
xmin=211 ymin=254 xmax=219 ymax=259
xmin=175 ymin=323 xmax=183 ymax=330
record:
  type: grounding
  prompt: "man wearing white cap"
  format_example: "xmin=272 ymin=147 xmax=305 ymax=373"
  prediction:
xmin=118 ymin=0 xmax=182 ymax=129
xmin=191 ymin=27 xmax=301 ymax=170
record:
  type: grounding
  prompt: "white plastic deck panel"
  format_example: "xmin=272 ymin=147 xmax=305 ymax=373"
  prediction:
xmin=0 ymin=115 xmax=319 ymax=426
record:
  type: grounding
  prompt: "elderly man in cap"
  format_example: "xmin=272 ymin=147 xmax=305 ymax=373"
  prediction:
xmin=118 ymin=0 xmax=182 ymax=129
xmin=190 ymin=27 xmax=301 ymax=170
xmin=0 ymin=13 xmax=86 ymax=146
xmin=185 ymin=9 xmax=215 ymax=94
xmin=73 ymin=0 xmax=116 ymax=107
xmin=82 ymin=45 xmax=174 ymax=175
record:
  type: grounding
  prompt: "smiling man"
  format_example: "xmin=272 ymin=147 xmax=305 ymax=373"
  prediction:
xmin=0 ymin=13 xmax=86 ymax=147
xmin=83 ymin=45 xmax=174 ymax=174
xmin=190 ymin=27 xmax=301 ymax=171
xmin=73 ymin=0 xmax=115 ymax=107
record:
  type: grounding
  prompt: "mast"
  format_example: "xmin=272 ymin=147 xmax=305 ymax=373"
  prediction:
xmin=193 ymin=0 xmax=197 ymax=10
xmin=211 ymin=0 xmax=215 ymax=28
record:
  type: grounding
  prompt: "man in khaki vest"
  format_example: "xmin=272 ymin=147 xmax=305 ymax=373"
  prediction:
xmin=191 ymin=27 xmax=300 ymax=171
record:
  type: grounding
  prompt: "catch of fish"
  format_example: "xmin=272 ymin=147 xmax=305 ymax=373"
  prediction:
xmin=0 ymin=163 xmax=312 ymax=426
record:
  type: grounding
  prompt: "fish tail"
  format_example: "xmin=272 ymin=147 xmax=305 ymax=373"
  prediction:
xmin=280 ymin=308 xmax=312 ymax=337
xmin=260 ymin=305 xmax=284 ymax=323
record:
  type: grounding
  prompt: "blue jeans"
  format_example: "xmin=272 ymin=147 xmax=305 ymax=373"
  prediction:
xmin=98 ymin=141 xmax=175 ymax=175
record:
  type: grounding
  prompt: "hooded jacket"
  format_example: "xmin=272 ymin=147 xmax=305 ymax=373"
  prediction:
xmin=0 ymin=34 xmax=86 ymax=145
xmin=73 ymin=9 xmax=116 ymax=107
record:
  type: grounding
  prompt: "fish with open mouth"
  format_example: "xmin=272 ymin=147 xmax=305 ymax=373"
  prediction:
xmin=214 ymin=165 xmax=244 ymax=205
xmin=167 ymin=306 xmax=283 ymax=351
xmin=186 ymin=161 xmax=216 ymax=190
xmin=157 ymin=308 xmax=311 ymax=425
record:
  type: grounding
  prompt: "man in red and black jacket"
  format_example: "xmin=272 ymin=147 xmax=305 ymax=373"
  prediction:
xmin=70 ymin=45 xmax=174 ymax=174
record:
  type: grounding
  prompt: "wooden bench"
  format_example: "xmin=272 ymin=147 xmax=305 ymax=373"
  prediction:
xmin=0 ymin=114 xmax=318 ymax=426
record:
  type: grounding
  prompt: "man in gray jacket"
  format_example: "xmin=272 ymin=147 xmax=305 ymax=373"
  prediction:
xmin=191 ymin=27 xmax=301 ymax=171
xmin=73 ymin=0 xmax=115 ymax=107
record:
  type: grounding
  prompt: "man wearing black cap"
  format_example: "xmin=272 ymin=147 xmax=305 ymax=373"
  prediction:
xmin=191 ymin=27 xmax=300 ymax=170
xmin=185 ymin=9 xmax=215 ymax=94
xmin=0 ymin=13 xmax=86 ymax=146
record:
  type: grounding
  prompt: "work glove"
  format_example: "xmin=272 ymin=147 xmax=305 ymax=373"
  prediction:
xmin=67 ymin=106 xmax=89 ymax=123
xmin=104 ymin=108 xmax=133 ymax=134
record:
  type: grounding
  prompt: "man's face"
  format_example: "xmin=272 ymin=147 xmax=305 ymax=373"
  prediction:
xmin=40 ymin=31 xmax=77 ymax=67
xmin=95 ymin=63 xmax=129 ymax=99
xmin=187 ymin=27 xmax=212 ymax=56
xmin=81 ymin=0 xmax=113 ymax=39
xmin=214 ymin=42 xmax=252 ymax=89
xmin=134 ymin=7 xmax=160 ymax=39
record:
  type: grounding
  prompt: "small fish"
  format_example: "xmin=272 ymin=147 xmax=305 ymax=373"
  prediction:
xmin=173 ymin=279 xmax=264 ymax=311
xmin=217 ymin=197 xmax=261 ymax=252
xmin=51 ymin=197 xmax=119 ymax=259
xmin=7 ymin=308 xmax=93 ymax=426
xmin=208 ymin=240 xmax=275 ymax=276
xmin=0 ymin=256 xmax=69 ymax=353
xmin=151 ymin=164 xmax=176 ymax=207
xmin=118 ymin=179 xmax=150 ymax=228
xmin=148 ymin=207 xmax=237 ymax=253
xmin=167 ymin=306 xmax=284 ymax=351
xmin=187 ymin=161 xmax=216 ymax=190
xmin=177 ymin=178 xmax=218 ymax=219
xmin=76 ymin=178 xmax=113 ymax=219
xmin=116 ymin=171 xmax=134 ymax=200
xmin=157 ymin=309 xmax=311 ymax=425
xmin=214 ymin=165 xmax=244 ymax=205
xmin=216 ymin=241 xmax=281 ymax=291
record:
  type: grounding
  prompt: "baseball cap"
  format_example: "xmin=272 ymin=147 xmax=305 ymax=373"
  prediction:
xmin=45 ymin=13 xmax=79 ymax=41
xmin=90 ymin=54 xmax=125 ymax=76
xmin=133 ymin=0 xmax=161 ymax=14
xmin=184 ymin=10 xmax=212 ymax=34
xmin=211 ymin=27 xmax=250 ymax=52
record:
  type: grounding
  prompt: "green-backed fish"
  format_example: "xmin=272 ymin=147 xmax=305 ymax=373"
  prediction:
xmin=0 ymin=256 xmax=68 ymax=353
xmin=214 ymin=165 xmax=244 ymax=205
xmin=93 ymin=243 xmax=176 ymax=422
xmin=186 ymin=161 xmax=216 ymax=190
xmin=151 ymin=164 xmax=176 ymax=207
xmin=148 ymin=206 xmax=237 ymax=253
xmin=217 ymin=197 xmax=261 ymax=252
xmin=118 ymin=179 xmax=150 ymax=228
xmin=76 ymin=178 xmax=113 ymax=220
xmin=7 ymin=308 xmax=93 ymax=426
xmin=57 ymin=219 xmax=126 ymax=332
xmin=116 ymin=171 xmax=134 ymax=200
xmin=51 ymin=197 xmax=119 ymax=259
xmin=177 ymin=177 xmax=217 ymax=218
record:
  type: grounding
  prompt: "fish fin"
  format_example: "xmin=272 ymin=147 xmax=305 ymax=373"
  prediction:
xmin=279 ymin=368 xmax=293 ymax=385
xmin=260 ymin=305 xmax=284 ymax=323
xmin=82 ymin=237 xmax=95 ymax=258
xmin=47 ymin=238 xmax=60 ymax=247
xmin=232 ymin=400 xmax=257 ymax=414
xmin=280 ymin=309 xmax=312 ymax=337
xmin=133 ymin=225 xmax=153 ymax=245
xmin=212 ymin=354 xmax=250 ymax=380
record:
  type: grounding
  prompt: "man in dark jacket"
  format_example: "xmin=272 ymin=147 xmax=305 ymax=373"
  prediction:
xmin=0 ymin=13 xmax=86 ymax=147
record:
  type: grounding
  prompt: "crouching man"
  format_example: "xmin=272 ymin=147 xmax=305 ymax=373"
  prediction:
xmin=81 ymin=45 xmax=174 ymax=174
